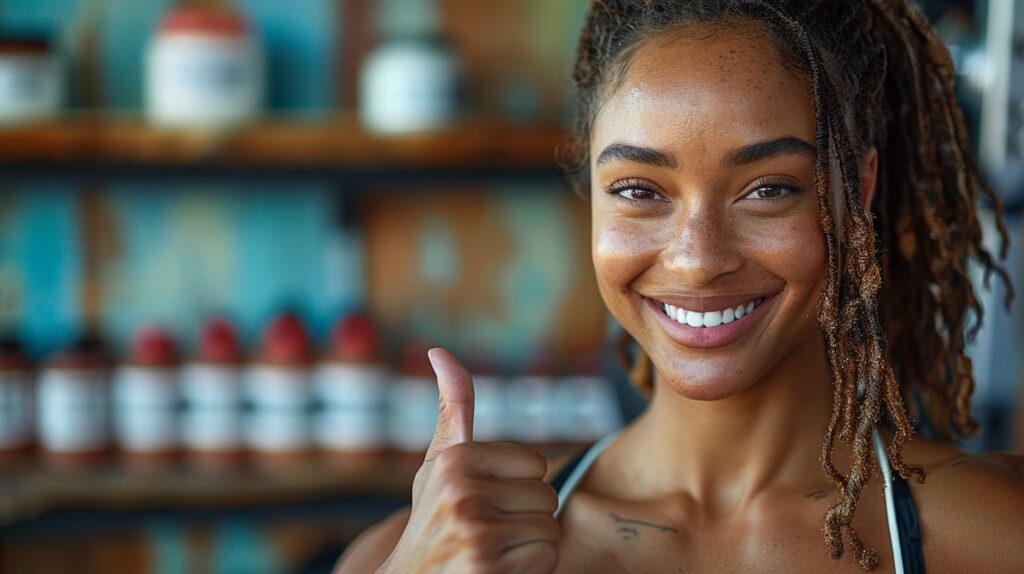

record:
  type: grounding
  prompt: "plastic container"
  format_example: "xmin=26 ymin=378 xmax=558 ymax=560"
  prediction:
xmin=113 ymin=326 xmax=180 ymax=467
xmin=388 ymin=344 xmax=439 ymax=454
xmin=314 ymin=312 xmax=390 ymax=457
xmin=0 ymin=33 xmax=61 ymax=125
xmin=0 ymin=338 xmax=34 ymax=463
xmin=181 ymin=318 xmax=246 ymax=469
xmin=245 ymin=313 xmax=313 ymax=465
xmin=359 ymin=0 xmax=462 ymax=133
xmin=146 ymin=7 xmax=263 ymax=129
xmin=37 ymin=336 xmax=112 ymax=468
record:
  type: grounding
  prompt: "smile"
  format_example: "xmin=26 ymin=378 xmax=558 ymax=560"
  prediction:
xmin=644 ymin=293 xmax=776 ymax=349
xmin=660 ymin=297 xmax=766 ymax=328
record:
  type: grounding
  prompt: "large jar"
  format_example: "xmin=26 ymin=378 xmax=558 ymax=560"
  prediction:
xmin=181 ymin=318 xmax=245 ymax=469
xmin=358 ymin=0 xmax=462 ymax=133
xmin=0 ymin=338 xmax=34 ymax=464
xmin=314 ymin=312 xmax=390 ymax=458
xmin=37 ymin=337 xmax=111 ymax=468
xmin=146 ymin=7 xmax=263 ymax=129
xmin=113 ymin=326 xmax=180 ymax=468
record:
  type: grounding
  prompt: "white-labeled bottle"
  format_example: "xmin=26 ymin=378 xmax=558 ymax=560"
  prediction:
xmin=388 ymin=344 xmax=439 ymax=455
xmin=38 ymin=336 xmax=111 ymax=468
xmin=245 ymin=312 xmax=313 ymax=467
xmin=314 ymin=312 xmax=390 ymax=458
xmin=113 ymin=326 xmax=181 ymax=468
xmin=181 ymin=318 xmax=245 ymax=469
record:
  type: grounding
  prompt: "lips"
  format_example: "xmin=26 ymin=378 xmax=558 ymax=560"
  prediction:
xmin=644 ymin=293 xmax=777 ymax=349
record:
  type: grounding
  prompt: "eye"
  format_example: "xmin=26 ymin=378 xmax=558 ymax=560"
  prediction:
xmin=607 ymin=178 xmax=668 ymax=205
xmin=742 ymin=181 xmax=804 ymax=202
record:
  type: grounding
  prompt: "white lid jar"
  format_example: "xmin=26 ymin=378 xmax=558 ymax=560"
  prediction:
xmin=146 ymin=7 xmax=263 ymax=130
xmin=359 ymin=35 xmax=463 ymax=133
xmin=0 ymin=35 xmax=61 ymax=125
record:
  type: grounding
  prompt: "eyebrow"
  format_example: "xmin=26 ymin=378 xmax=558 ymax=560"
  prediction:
xmin=594 ymin=136 xmax=816 ymax=170
xmin=595 ymin=143 xmax=677 ymax=169
xmin=722 ymin=136 xmax=816 ymax=167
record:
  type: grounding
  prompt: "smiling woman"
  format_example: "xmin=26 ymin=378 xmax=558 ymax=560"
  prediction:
xmin=335 ymin=2 xmax=1024 ymax=574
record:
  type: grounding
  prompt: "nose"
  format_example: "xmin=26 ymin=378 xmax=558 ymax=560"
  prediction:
xmin=661 ymin=203 xmax=743 ymax=287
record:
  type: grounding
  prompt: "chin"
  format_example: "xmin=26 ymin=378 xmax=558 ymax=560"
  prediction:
xmin=650 ymin=352 xmax=761 ymax=401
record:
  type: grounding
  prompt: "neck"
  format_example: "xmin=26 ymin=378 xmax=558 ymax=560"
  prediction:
xmin=615 ymin=332 xmax=841 ymax=515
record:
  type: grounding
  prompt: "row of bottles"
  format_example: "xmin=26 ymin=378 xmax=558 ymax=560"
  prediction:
xmin=0 ymin=312 xmax=622 ymax=471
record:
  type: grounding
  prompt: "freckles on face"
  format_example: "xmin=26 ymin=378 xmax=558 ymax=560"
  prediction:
xmin=589 ymin=23 xmax=827 ymax=398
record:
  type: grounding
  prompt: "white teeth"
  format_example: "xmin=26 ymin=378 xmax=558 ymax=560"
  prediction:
xmin=660 ymin=297 xmax=765 ymax=328
xmin=686 ymin=311 xmax=703 ymax=328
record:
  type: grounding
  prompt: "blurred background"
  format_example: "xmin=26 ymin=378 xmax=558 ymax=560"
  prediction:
xmin=0 ymin=0 xmax=1021 ymax=572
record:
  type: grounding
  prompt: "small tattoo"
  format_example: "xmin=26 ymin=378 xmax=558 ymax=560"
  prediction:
xmin=616 ymin=527 xmax=639 ymax=539
xmin=804 ymin=490 xmax=828 ymax=500
xmin=951 ymin=457 xmax=969 ymax=467
xmin=608 ymin=512 xmax=678 ymax=538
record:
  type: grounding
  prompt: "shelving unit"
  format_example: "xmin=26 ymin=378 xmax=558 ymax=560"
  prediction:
xmin=0 ymin=115 xmax=572 ymax=183
xmin=0 ymin=456 xmax=419 ymax=528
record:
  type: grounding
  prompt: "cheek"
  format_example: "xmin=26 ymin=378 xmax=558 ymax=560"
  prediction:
xmin=738 ymin=210 xmax=827 ymax=289
xmin=591 ymin=212 xmax=662 ymax=298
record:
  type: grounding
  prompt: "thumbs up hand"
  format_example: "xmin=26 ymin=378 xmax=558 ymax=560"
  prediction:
xmin=379 ymin=348 xmax=562 ymax=574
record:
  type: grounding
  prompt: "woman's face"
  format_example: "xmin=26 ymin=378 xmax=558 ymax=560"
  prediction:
xmin=591 ymin=24 xmax=825 ymax=400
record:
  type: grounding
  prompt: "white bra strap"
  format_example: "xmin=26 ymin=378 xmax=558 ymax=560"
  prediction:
xmin=874 ymin=429 xmax=905 ymax=574
xmin=554 ymin=431 xmax=622 ymax=518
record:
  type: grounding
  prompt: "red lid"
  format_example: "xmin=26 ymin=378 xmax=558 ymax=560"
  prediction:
xmin=328 ymin=312 xmax=380 ymax=362
xmin=261 ymin=312 xmax=312 ymax=365
xmin=199 ymin=318 xmax=242 ymax=363
xmin=158 ymin=7 xmax=249 ymax=37
xmin=131 ymin=325 xmax=179 ymax=367
xmin=399 ymin=343 xmax=435 ymax=377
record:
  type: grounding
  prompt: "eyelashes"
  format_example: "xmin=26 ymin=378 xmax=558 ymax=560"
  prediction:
xmin=605 ymin=177 xmax=806 ymax=206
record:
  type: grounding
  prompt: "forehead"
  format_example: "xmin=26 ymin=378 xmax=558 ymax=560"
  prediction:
xmin=592 ymin=24 xmax=814 ymax=161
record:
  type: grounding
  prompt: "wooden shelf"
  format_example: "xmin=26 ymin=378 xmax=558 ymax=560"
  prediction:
xmin=0 ymin=115 xmax=572 ymax=183
xmin=0 ymin=455 xmax=419 ymax=526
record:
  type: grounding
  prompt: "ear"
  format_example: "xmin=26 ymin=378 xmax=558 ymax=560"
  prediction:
xmin=860 ymin=146 xmax=879 ymax=212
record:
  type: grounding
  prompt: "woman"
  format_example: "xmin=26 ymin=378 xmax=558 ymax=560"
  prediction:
xmin=338 ymin=1 xmax=1024 ymax=572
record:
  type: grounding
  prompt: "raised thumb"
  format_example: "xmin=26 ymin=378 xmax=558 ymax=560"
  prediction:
xmin=424 ymin=347 xmax=475 ymax=460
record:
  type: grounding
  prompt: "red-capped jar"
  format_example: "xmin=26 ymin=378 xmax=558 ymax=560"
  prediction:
xmin=113 ymin=326 xmax=180 ymax=468
xmin=146 ymin=6 xmax=263 ymax=129
xmin=181 ymin=318 xmax=245 ymax=469
xmin=387 ymin=343 xmax=440 ymax=455
xmin=0 ymin=338 xmax=34 ymax=464
xmin=245 ymin=312 xmax=313 ymax=465
xmin=313 ymin=312 xmax=390 ymax=457
xmin=37 ymin=336 xmax=112 ymax=468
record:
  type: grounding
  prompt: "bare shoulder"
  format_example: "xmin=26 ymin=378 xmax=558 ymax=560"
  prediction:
xmin=901 ymin=436 xmax=1024 ymax=572
xmin=333 ymin=507 xmax=411 ymax=574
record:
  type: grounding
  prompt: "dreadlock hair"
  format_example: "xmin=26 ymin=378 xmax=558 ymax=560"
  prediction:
xmin=567 ymin=0 xmax=1013 ymax=570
